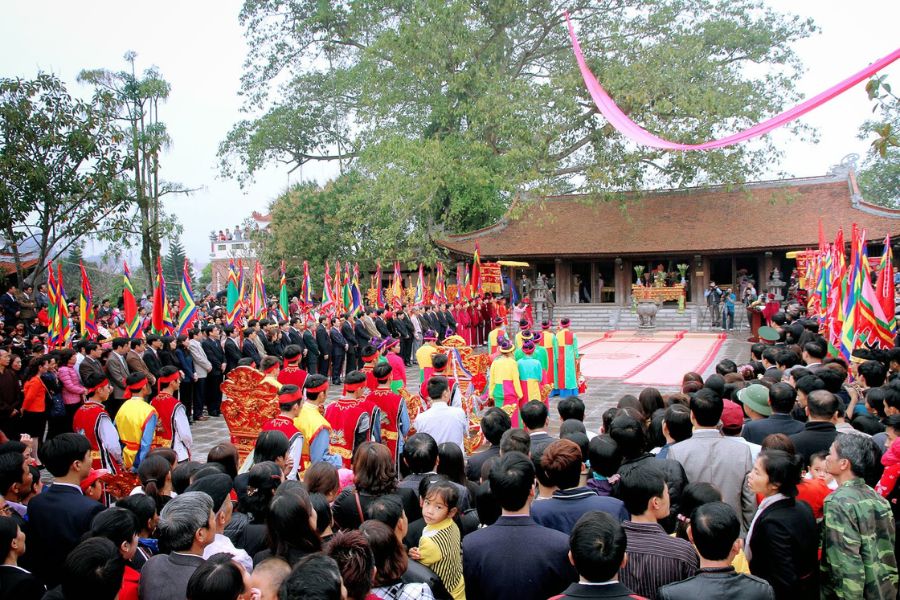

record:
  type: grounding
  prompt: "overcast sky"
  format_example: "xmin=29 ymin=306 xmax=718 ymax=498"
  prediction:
xmin=2 ymin=1 xmax=898 ymax=264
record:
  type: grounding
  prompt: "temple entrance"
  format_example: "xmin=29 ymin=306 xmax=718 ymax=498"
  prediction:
xmin=596 ymin=260 xmax=616 ymax=303
xmin=571 ymin=262 xmax=592 ymax=303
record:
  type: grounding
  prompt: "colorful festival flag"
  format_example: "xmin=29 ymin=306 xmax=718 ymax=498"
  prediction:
xmin=151 ymin=256 xmax=174 ymax=335
xmin=434 ymin=262 xmax=447 ymax=304
xmin=414 ymin=264 xmax=425 ymax=306
xmin=249 ymin=262 xmax=267 ymax=321
xmin=341 ymin=264 xmax=352 ymax=314
xmin=177 ymin=259 xmax=198 ymax=335
xmin=839 ymin=225 xmax=864 ymax=361
xmin=321 ymin=261 xmax=335 ymax=315
xmin=471 ymin=242 xmax=482 ymax=296
xmin=56 ymin=264 xmax=71 ymax=347
xmin=278 ymin=261 xmax=289 ymax=320
xmin=79 ymin=262 xmax=97 ymax=340
xmin=455 ymin=264 xmax=463 ymax=301
xmin=374 ymin=262 xmax=384 ymax=309
xmin=877 ymin=236 xmax=896 ymax=338
xmin=226 ymin=258 xmax=242 ymax=327
xmin=122 ymin=262 xmax=140 ymax=338
xmin=301 ymin=260 xmax=313 ymax=308
xmin=391 ymin=262 xmax=403 ymax=309
xmin=351 ymin=264 xmax=363 ymax=316
xmin=47 ymin=263 xmax=58 ymax=347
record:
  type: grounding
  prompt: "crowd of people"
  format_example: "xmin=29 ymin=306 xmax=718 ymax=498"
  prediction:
xmin=2 ymin=275 xmax=900 ymax=599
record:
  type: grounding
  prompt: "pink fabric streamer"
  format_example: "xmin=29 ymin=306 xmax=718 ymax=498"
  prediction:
xmin=565 ymin=12 xmax=900 ymax=151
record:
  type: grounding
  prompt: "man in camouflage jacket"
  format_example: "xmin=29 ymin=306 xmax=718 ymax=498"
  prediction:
xmin=822 ymin=433 xmax=898 ymax=599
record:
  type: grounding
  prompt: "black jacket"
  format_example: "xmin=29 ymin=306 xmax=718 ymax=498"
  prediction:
xmin=303 ymin=330 xmax=320 ymax=358
xmin=789 ymin=421 xmax=837 ymax=466
xmin=330 ymin=327 xmax=347 ymax=355
xmin=341 ymin=321 xmax=358 ymax=349
xmin=659 ymin=567 xmax=774 ymax=600
xmin=241 ymin=338 xmax=262 ymax=365
xmin=316 ymin=324 xmax=333 ymax=356
xmin=741 ymin=413 xmax=805 ymax=445
xmin=0 ymin=564 xmax=44 ymax=600
xmin=354 ymin=320 xmax=372 ymax=347
xmin=747 ymin=497 xmax=818 ymax=600
xmin=554 ymin=581 xmax=644 ymax=599
xmin=224 ymin=337 xmax=242 ymax=372
xmin=374 ymin=316 xmax=390 ymax=337
xmin=26 ymin=484 xmax=104 ymax=587
xmin=202 ymin=337 xmax=225 ymax=372
xmin=143 ymin=348 xmax=162 ymax=378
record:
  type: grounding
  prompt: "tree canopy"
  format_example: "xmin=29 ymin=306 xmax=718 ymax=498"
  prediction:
xmin=857 ymin=75 xmax=899 ymax=207
xmin=222 ymin=0 xmax=816 ymax=264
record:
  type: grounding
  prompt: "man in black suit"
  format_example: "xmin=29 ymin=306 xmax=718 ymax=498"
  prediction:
xmin=520 ymin=400 xmax=557 ymax=457
xmin=423 ymin=306 xmax=441 ymax=337
xmin=374 ymin=309 xmax=390 ymax=338
xmin=202 ymin=325 xmax=226 ymax=417
xmin=462 ymin=452 xmax=576 ymax=600
xmin=139 ymin=491 xmax=217 ymax=600
xmin=434 ymin=308 xmax=448 ymax=341
xmin=288 ymin=317 xmax=305 ymax=347
xmin=789 ymin=389 xmax=839 ymax=465
xmin=143 ymin=335 xmax=164 ymax=380
xmin=78 ymin=342 xmax=105 ymax=384
xmin=316 ymin=317 xmax=333 ymax=379
xmin=466 ymin=408 xmax=511 ymax=482
xmin=740 ymin=382 xmax=805 ymax=444
xmin=241 ymin=328 xmax=262 ymax=367
xmin=303 ymin=323 xmax=321 ymax=375
xmin=442 ymin=303 xmax=458 ymax=333
xmin=223 ymin=326 xmax=242 ymax=374
xmin=341 ymin=314 xmax=359 ymax=372
xmin=329 ymin=317 xmax=348 ymax=384
xmin=0 ymin=283 xmax=21 ymax=329
xmin=354 ymin=313 xmax=372 ymax=359
xmin=395 ymin=309 xmax=414 ymax=366
xmin=26 ymin=433 xmax=104 ymax=587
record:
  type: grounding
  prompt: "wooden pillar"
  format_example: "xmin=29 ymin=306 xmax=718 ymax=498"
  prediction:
xmin=615 ymin=259 xmax=627 ymax=306
xmin=590 ymin=262 xmax=599 ymax=304
xmin=556 ymin=259 xmax=571 ymax=305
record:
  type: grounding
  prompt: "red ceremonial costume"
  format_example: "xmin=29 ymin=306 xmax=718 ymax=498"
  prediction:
xmin=73 ymin=400 xmax=121 ymax=473
xmin=262 ymin=414 xmax=304 ymax=479
xmin=540 ymin=328 xmax=557 ymax=390
xmin=479 ymin=300 xmax=491 ymax=345
xmin=366 ymin=385 xmax=405 ymax=467
xmin=278 ymin=361 xmax=308 ymax=390
xmin=325 ymin=395 xmax=377 ymax=468
xmin=150 ymin=391 xmax=192 ymax=462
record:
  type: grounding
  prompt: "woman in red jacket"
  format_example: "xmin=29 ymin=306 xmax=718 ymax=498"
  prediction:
xmin=21 ymin=356 xmax=50 ymax=443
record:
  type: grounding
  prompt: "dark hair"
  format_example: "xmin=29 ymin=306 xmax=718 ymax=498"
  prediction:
xmin=558 ymin=396 xmax=585 ymax=421
xmin=267 ymin=488 xmax=321 ymax=563
xmin=353 ymin=443 xmax=397 ymax=495
xmin=172 ymin=461 xmax=203 ymax=495
xmin=304 ymin=374 xmax=329 ymax=401
xmin=663 ymin=404 xmax=692 ymax=443
xmin=139 ymin=454 xmax=173 ymax=512
xmin=0 ymin=516 xmax=19 ymax=556
xmin=618 ymin=464 xmax=666 ymax=516
xmin=325 ymin=531 xmax=375 ymax=600
xmin=147 ymin=447 xmax=177 ymax=467
xmin=520 ymin=400 xmax=548 ymax=429
xmin=560 ymin=419 xmax=587 ymax=437
xmin=804 ymin=342 xmax=827 ymax=360
xmin=690 ymin=502 xmax=739 ymax=561
xmin=364 ymin=494 xmax=404 ymax=529
xmin=372 ymin=362 xmax=392 ymax=381
xmin=569 ymin=511 xmax=626 ymax=582
xmin=480 ymin=407 xmax=512 ymax=446
xmin=795 ymin=375 xmax=826 ymax=396
xmin=304 ymin=462 xmax=340 ymax=497
xmin=776 ymin=350 xmax=801 ymax=369
xmin=207 ymin=444 xmax=240 ymax=480
xmin=817 ymin=368 xmax=846 ymax=393
xmin=238 ymin=462 xmax=283 ymax=524
xmin=616 ymin=395 xmax=644 ymax=420
xmin=601 ymin=407 xmax=618 ymax=434
xmin=541 ymin=439 xmax=583 ymax=490
xmin=859 ymin=360 xmax=888 ymax=388
xmin=500 ymin=428 xmax=531 ymax=455
xmin=187 ymin=552 xmax=246 ymax=600
xmin=402 ymin=433 xmax=438 ymax=474
xmin=42 ymin=433 xmax=91 ymax=477
xmin=426 ymin=376 xmax=449 ymax=401
xmin=865 ymin=387 xmax=890 ymax=419
xmin=761 ymin=433 xmax=797 ymax=454
xmin=432 ymin=353 xmax=448 ymax=370
xmin=359 ymin=520 xmax=407 ymax=586
xmin=703 ymin=374 xmax=726 ymax=398
xmin=112 ymin=337 xmax=129 ymax=351
xmin=609 ymin=414 xmax=646 ymax=459
xmin=674 ymin=482 xmax=722 ymax=540
xmin=0 ymin=451 xmax=26 ymax=496
xmin=715 ymin=359 xmax=737 ymax=376
xmin=588 ymin=435 xmax=621 ymax=478
xmin=489 ymin=451 xmax=534 ymax=512
xmin=90 ymin=507 xmax=140 ymax=549
xmin=254 ymin=430 xmax=290 ymax=464
xmin=769 ymin=383 xmax=796 ymax=414
xmin=279 ymin=554 xmax=343 ymax=600
xmin=690 ymin=388 xmax=723 ymax=427
xmin=436 ymin=442 xmax=468 ymax=487
xmin=283 ymin=345 xmax=302 ymax=360
xmin=638 ymin=388 xmax=664 ymax=418
xmin=309 ymin=493 xmax=333 ymax=536
xmin=61 ymin=537 xmax=126 ymax=600
xmin=807 ymin=390 xmax=840 ymax=419
xmin=758 ymin=449 xmax=803 ymax=498
xmin=423 ymin=479 xmax=459 ymax=511
xmin=116 ymin=494 xmax=158 ymax=535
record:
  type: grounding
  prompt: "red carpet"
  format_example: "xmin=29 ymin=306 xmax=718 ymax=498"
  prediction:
xmin=580 ymin=331 xmax=726 ymax=387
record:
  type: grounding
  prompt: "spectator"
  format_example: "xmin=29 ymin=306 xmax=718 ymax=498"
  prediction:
xmin=658 ymin=502 xmax=774 ymax=600
xmin=324 ymin=530 xmax=375 ymax=600
xmin=465 ymin=407 xmax=510 ymax=482
xmin=656 ymin=404 xmax=692 ymax=459
xmin=520 ymin=400 xmax=557 ymax=456
xmin=278 ymin=554 xmax=345 ymax=600
xmin=741 ymin=383 xmax=805 ymax=444
xmin=789 ymin=390 xmax=840 ymax=466
xmin=413 ymin=377 xmax=467 ymax=453
xmin=0 ymin=514 xmax=44 ymax=599
xmin=49 ymin=537 xmax=125 ymax=600
xmin=185 ymin=552 xmax=250 ymax=600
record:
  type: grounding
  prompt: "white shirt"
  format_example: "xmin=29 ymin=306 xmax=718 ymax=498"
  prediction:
xmin=203 ymin=533 xmax=254 ymax=573
xmin=171 ymin=403 xmax=193 ymax=462
xmin=413 ymin=402 xmax=468 ymax=453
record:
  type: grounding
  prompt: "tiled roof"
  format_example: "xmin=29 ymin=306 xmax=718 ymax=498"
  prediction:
xmin=436 ymin=174 xmax=900 ymax=258
xmin=0 ymin=258 xmax=38 ymax=276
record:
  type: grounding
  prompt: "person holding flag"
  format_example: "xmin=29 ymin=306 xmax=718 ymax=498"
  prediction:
xmin=554 ymin=317 xmax=580 ymax=397
xmin=296 ymin=375 xmax=343 ymax=469
xmin=366 ymin=361 xmax=411 ymax=471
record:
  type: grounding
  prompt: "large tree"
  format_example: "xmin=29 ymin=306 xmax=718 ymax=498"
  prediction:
xmin=0 ymin=73 xmax=132 ymax=286
xmin=222 ymin=0 xmax=815 ymax=262
xmin=857 ymin=75 xmax=899 ymax=207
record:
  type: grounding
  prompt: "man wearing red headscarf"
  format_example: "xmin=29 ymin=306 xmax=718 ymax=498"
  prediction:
xmin=113 ymin=372 xmax=159 ymax=470
xmin=150 ymin=366 xmax=193 ymax=462
xmin=324 ymin=370 xmax=382 ymax=468
xmin=262 ymin=385 xmax=305 ymax=479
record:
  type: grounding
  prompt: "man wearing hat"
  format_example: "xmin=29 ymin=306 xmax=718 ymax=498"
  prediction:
xmin=515 ymin=330 xmax=549 ymax=381
xmin=262 ymin=385 xmax=305 ymax=480
xmin=384 ymin=336 xmax=406 ymax=393
xmin=74 ymin=372 xmax=124 ymax=474
xmin=296 ymin=375 xmax=343 ymax=469
xmin=80 ymin=467 xmax=111 ymax=503
xmin=516 ymin=342 xmax=544 ymax=425
xmin=554 ymin=318 xmax=579 ymax=397
xmin=189 ymin=472 xmax=254 ymax=572
xmin=151 ymin=366 xmax=193 ymax=462
xmin=324 ymin=370 xmax=381 ymax=468
xmin=488 ymin=340 xmax=523 ymax=419
xmin=488 ymin=316 xmax=506 ymax=355
xmin=114 ymin=372 xmax=159 ymax=470
xmin=740 ymin=382 xmax=805 ymax=444
xmin=366 ymin=362 xmax=410 ymax=470
xmin=416 ymin=330 xmax=439 ymax=384
xmin=422 ymin=352 xmax=462 ymax=408
xmin=278 ymin=344 xmax=308 ymax=390
xmin=260 ymin=356 xmax=282 ymax=389
xmin=720 ymin=397 xmax=761 ymax=462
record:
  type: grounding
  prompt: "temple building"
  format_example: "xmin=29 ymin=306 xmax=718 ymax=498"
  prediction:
xmin=437 ymin=162 xmax=900 ymax=329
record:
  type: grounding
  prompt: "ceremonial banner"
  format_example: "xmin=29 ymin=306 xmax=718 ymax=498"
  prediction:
xmin=226 ymin=258 xmax=242 ymax=327
xmin=374 ymin=262 xmax=384 ymax=309
xmin=301 ymin=260 xmax=313 ymax=308
xmin=47 ymin=263 xmax=58 ymax=346
xmin=565 ymin=13 xmax=900 ymax=151
xmin=391 ymin=262 xmax=403 ymax=309
xmin=177 ymin=259 xmax=198 ymax=335
xmin=481 ymin=262 xmax=503 ymax=294
xmin=151 ymin=256 xmax=174 ymax=335
xmin=278 ymin=261 xmax=289 ymax=320
xmin=351 ymin=264 xmax=363 ymax=316
xmin=321 ymin=261 xmax=335 ymax=315
xmin=471 ymin=242 xmax=482 ymax=296
xmin=414 ymin=264 xmax=425 ymax=306
xmin=80 ymin=262 xmax=97 ymax=340
xmin=122 ymin=262 xmax=141 ymax=338
xmin=56 ymin=264 xmax=71 ymax=347
xmin=249 ymin=262 xmax=267 ymax=320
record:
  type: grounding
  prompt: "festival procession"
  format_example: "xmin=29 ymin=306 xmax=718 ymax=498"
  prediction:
xmin=2 ymin=2 xmax=900 ymax=600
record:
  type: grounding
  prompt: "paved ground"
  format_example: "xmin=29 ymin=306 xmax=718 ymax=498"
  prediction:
xmin=189 ymin=331 xmax=752 ymax=460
